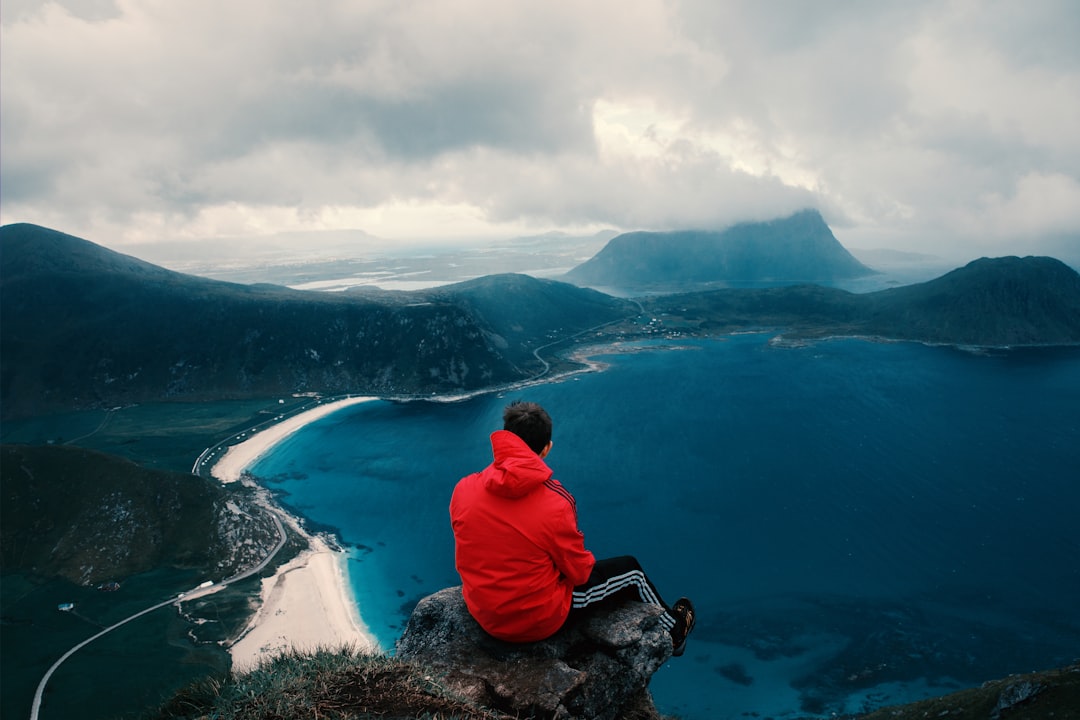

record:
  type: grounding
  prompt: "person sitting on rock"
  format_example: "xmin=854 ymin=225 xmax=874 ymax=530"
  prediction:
xmin=450 ymin=400 xmax=695 ymax=655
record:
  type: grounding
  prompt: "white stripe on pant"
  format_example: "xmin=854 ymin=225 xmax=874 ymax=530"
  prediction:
xmin=571 ymin=565 xmax=677 ymax=632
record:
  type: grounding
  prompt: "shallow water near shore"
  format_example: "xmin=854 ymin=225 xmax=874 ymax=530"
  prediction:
xmin=251 ymin=335 xmax=1080 ymax=719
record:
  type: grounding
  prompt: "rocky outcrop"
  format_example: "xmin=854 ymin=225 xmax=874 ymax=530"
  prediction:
xmin=395 ymin=586 xmax=673 ymax=720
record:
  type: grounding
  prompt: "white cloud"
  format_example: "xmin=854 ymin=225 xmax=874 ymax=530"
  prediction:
xmin=2 ymin=0 xmax=1078 ymax=259
xmin=977 ymin=172 xmax=1080 ymax=238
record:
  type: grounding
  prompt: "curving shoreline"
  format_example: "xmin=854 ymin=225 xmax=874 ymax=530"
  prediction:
xmin=210 ymin=396 xmax=378 ymax=484
xmin=227 ymin=530 xmax=380 ymax=670
xmin=203 ymin=349 xmax=620 ymax=670
xmin=208 ymin=397 xmax=382 ymax=666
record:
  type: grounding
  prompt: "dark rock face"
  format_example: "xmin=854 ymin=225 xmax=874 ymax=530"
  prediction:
xmin=396 ymin=586 xmax=672 ymax=720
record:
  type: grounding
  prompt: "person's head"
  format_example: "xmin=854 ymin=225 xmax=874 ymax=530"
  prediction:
xmin=502 ymin=401 xmax=552 ymax=456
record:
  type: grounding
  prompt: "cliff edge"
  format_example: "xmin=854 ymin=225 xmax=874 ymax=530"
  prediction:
xmin=396 ymin=586 xmax=672 ymax=720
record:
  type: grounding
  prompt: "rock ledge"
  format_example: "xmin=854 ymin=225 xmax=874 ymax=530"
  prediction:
xmin=396 ymin=586 xmax=672 ymax=720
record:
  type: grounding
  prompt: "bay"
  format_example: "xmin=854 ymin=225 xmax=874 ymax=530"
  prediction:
xmin=250 ymin=334 xmax=1080 ymax=718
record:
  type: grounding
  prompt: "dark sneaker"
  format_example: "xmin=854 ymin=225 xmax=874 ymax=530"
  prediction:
xmin=671 ymin=597 xmax=695 ymax=657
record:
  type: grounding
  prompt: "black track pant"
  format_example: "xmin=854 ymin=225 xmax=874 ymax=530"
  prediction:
xmin=566 ymin=555 xmax=677 ymax=635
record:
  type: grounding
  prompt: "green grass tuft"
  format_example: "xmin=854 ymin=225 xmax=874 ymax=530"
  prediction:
xmin=148 ymin=646 xmax=513 ymax=720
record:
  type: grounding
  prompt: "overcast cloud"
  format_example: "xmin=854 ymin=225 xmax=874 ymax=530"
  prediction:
xmin=2 ymin=0 xmax=1078 ymax=259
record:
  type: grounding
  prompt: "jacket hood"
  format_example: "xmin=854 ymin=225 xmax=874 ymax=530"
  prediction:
xmin=484 ymin=430 xmax=552 ymax=499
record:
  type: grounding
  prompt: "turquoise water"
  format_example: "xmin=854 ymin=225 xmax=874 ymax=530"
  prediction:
xmin=251 ymin=335 xmax=1080 ymax=719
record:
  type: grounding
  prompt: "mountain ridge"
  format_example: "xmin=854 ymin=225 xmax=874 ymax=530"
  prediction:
xmin=4 ymin=223 xmax=1079 ymax=422
xmin=0 ymin=223 xmax=634 ymax=420
xmin=640 ymin=254 xmax=1080 ymax=347
xmin=1 ymin=223 xmax=177 ymax=279
xmin=863 ymin=255 xmax=1080 ymax=344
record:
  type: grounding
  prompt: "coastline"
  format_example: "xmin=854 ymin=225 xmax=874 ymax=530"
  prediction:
xmin=204 ymin=351 xmax=625 ymax=670
xmin=210 ymin=396 xmax=376 ymax=483
xmin=207 ymin=396 xmax=381 ymax=668
xmin=228 ymin=529 xmax=379 ymax=671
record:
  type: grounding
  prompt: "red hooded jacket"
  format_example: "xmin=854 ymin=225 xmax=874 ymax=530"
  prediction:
xmin=450 ymin=430 xmax=596 ymax=642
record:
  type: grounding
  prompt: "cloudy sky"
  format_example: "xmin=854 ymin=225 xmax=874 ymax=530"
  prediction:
xmin=2 ymin=0 xmax=1078 ymax=260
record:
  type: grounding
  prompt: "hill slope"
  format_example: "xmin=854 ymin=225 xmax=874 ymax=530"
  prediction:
xmin=642 ymin=255 xmax=1080 ymax=346
xmin=0 ymin=444 xmax=276 ymax=585
xmin=862 ymin=255 xmax=1080 ymax=344
xmin=4 ymin=223 xmax=1076 ymax=421
xmin=0 ymin=443 xmax=287 ymax=720
xmin=0 ymin=224 xmax=633 ymax=419
xmin=426 ymin=273 xmax=631 ymax=358
xmin=565 ymin=209 xmax=873 ymax=288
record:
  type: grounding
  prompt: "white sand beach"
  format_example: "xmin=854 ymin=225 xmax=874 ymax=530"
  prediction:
xmin=210 ymin=396 xmax=376 ymax=484
xmin=207 ymin=396 xmax=382 ymax=669
xmin=229 ymin=532 xmax=380 ymax=671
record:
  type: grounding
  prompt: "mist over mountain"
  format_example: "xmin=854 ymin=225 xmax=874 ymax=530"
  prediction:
xmin=565 ymin=209 xmax=874 ymax=289
xmin=0 ymin=224 xmax=632 ymax=420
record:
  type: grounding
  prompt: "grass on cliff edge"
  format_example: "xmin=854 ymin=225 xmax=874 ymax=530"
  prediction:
xmin=150 ymin=647 xmax=512 ymax=720
xmin=149 ymin=646 xmax=671 ymax=720
xmin=148 ymin=647 xmax=1080 ymax=720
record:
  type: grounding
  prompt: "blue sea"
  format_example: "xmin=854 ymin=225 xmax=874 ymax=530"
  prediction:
xmin=250 ymin=334 xmax=1080 ymax=719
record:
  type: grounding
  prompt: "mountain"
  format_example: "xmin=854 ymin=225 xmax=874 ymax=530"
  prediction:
xmin=0 ymin=444 xmax=276 ymax=585
xmin=3 ymin=222 xmax=1077 ymax=421
xmin=0 ymin=442 xmax=283 ymax=720
xmin=0 ymin=224 xmax=634 ymax=419
xmin=424 ymin=273 xmax=629 ymax=358
xmin=642 ymin=255 xmax=1080 ymax=346
xmin=564 ymin=209 xmax=874 ymax=288
xmin=862 ymin=256 xmax=1080 ymax=345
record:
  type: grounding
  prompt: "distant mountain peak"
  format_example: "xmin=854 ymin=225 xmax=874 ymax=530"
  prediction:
xmin=564 ymin=209 xmax=873 ymax=289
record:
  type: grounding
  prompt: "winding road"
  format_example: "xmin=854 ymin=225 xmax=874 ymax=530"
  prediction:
xmin=33 ymin=301 xmax=646 ymax=719
xmin=30 ymin=513 xmax=286 ymax=720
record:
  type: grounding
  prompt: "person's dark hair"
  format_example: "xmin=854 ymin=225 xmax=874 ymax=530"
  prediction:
xmin=502 ymin=401 xmax=552 ymax=455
